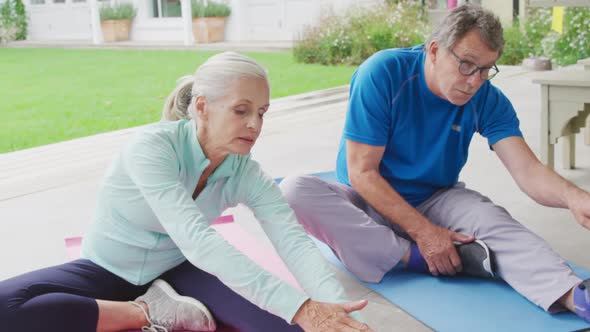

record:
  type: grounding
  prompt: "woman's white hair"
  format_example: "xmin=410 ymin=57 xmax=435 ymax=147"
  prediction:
xmin=162 ymin=51 xmax=269 ymax=121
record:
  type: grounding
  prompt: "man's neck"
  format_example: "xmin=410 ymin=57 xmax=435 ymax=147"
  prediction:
xmin=423 ymin=54 xmax=443 ymax=99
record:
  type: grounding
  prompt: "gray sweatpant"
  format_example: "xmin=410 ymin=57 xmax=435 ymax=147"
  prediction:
xmin=279 ymin=175 xmax=581 ymax=312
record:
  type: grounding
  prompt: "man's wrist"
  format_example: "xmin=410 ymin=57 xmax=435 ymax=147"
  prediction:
xmin=564 ymin=184 xmax=584 ymax=210
xmin=405 ymin=216 xmax=432 ymax=241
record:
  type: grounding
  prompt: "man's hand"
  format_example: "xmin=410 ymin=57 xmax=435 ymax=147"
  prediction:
xmin=292 ymin=299 xmax=373 ymax=332
xmin=567 ymin=188 xmax=590 ymax=230
xmin=414 ymin=224 xmax=475 ymax=276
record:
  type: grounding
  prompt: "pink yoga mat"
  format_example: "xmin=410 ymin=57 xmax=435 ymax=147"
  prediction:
xmin=65 ymin=215 xmax=301 ymax=332
xmin=66 ymin=215 xmax=300 ymax=289
xmin=64 ymin=214 xmax=235 ymax=260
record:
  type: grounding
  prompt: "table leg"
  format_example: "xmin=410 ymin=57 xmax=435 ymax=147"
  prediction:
xmin=539 ymin=85 xmax=553 ymax=169
xmin=542 ymin=142 xmax=555 ymax=170
xmin=562 ymin=134 xmax=575 ymax=169
xmin=585 ymin=116 xmax=590 ymax=146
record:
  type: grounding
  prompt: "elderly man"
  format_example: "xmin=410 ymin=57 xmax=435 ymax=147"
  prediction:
xmin=280 ymin=4 xmax=590 ymax=323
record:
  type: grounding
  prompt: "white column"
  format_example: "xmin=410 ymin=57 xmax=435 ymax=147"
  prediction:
xmin=89 ymin=0 xmax=103 ymax=44
xmin=181 ymin=0 xmax=194 ymax=45
xmin=225 ymin=0 xmax=244 ymax=41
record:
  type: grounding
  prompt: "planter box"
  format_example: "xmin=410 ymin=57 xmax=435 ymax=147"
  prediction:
xmin=522 ymin=57 xmax=552 ymax=71
xmin=101 ymin=19 xmax=132 ymax=42
xmin=192 ymin=17 xmax=227 ymax=43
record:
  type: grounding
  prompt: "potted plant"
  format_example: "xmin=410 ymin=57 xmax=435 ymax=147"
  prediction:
xmin=100 ymin=3 xmax=137 ymax=42
xmin=191 ymin=0 xmax=231 ymax=43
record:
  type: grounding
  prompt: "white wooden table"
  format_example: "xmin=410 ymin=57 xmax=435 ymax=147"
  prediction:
xmin=532 ymin=70 xmax=590 ymax=169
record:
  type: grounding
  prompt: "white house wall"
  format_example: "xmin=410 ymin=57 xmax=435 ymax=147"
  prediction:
xmin=131 ymin=0 xmax=185 ymax=42
xmin=132 ymin=0 xmax=384 ymax=42
xmin=224 ymin=0 xmax=382 ymax=42
xmin=26 ymin=2 xmax=93 ymax=40
xmin=481 ymin=0 xmax=513 ymax=26
xmin=131 ymin=17 xmax=185 ymax=42
xmin=23 ymin=0 xmax=402 ymax=42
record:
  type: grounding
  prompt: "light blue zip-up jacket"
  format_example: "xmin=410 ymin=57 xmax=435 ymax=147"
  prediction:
xmin=81 ymin=119 xmax=351 ymax=323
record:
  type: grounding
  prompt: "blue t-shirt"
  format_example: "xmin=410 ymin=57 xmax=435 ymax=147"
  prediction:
xmin=336 ymin=45 xmax=522 ymax=207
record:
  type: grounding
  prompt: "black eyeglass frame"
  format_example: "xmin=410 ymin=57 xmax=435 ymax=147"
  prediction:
xmin=448 ymin=48 xmax=499 ymax=81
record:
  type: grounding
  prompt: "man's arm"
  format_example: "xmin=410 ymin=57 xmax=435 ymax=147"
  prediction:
xmin=493 ymin=136 xmax=590 ymax=230
xmin=346 ymin=140 xmax=474 ymax=275
xmin=346 ymin=140 xmax=428 ymax=237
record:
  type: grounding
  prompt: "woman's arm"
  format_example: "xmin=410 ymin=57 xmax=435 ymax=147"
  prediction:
xmin=122 ymin=133 xmax=309 ymax=324
xmin=241 ymin=160 xmax=368 ymax=324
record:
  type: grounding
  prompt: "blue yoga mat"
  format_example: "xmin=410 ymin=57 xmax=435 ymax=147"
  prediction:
xmin=286 ymin=171 xmax=590 ymax=332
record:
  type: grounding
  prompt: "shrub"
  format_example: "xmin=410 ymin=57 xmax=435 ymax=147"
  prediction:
xmin=0 ymin=0 xmax=26 ymax=43
xmin=545 ymin=7 xmax=590 ymax=65
xmin=293 ymin=1 xmax=430 ymax=65
xmin=499 ymin=8 xmax=551 ymax=65
xmin=191 ymin=0 xmax=231 ymax=18
xmin=12 ymin=0 xmax=25 ymax=39
xmin=521 ymin=7 xmax=552 ymax=56
xmin=499 ymin=7 xmax=589 ymax=66
xmin=99 ymin=3 xmax=137 ymax=21
xmin=499 ymin=23 xmax=530 ymax=65
xmin=0 ymin=1 xmax=13 ymax=45
xmin=0 ymin=23 xmax=17 ymax=46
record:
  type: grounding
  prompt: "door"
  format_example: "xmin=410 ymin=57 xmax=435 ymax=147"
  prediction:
xmin=244 ymin=0 xmax=318 ymax=41
xmin=27 ymin=0 xmax=93 ymax=40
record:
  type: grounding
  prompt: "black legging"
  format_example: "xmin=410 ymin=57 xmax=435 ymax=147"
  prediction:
xmin=0 ymin=259 xmax=303 ymax=332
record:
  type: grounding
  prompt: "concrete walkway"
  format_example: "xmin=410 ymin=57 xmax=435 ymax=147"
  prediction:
xmin=6 ymin=40 xmax=293 ymax=52
xmin=1 ymin=64 xmax=590 ymax=331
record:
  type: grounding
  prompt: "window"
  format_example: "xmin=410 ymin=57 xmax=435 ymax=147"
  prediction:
xmin=150 ymin=0 xmax=182 ymax=18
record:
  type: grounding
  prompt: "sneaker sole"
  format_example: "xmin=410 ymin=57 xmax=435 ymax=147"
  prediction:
xmin=152 ymin=279 xmax=216 ymax=331
xmin=474 ymin=239 xmax=494 ymax=278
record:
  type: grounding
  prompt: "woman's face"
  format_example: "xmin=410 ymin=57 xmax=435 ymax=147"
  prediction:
xmin=198 ymin=77 xmax=270 ymax=156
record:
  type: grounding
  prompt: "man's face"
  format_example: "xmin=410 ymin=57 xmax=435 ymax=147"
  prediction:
xmin=432 ymin=30 xmax=499 ymax=106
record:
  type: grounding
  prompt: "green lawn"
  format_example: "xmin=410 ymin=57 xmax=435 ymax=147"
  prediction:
xmin=0 ymin=48 xmax=356 ymax=153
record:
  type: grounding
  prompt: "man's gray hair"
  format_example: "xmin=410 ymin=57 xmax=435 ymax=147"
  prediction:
xmin=426 ymin=4 xmax=504 ymax=56
xmin=162 ymin=51 xmax=269 ymax=121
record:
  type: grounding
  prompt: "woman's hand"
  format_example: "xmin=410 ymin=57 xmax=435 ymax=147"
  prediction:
xmin=292 ymin=299 xmax=373 ymax=332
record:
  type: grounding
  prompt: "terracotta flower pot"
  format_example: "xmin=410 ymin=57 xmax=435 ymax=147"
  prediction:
xmin=522 ymin=57 xmax=552 ymax=71
xmin=192 ymin=17 xmax=227 ymax=43
xmin=101 ymin=19 xmax=132 ymax=42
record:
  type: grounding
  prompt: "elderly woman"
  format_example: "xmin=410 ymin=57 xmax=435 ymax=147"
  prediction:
xmin=0 ymin=52 xmax=372 ymax=332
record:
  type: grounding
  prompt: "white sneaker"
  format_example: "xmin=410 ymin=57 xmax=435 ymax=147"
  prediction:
xmin=133 ymin=279 xmax=216 ymax=332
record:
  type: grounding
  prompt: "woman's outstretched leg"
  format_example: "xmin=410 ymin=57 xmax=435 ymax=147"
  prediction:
xmin=0 ymin=259 xmax=149 ymax=332
xmin=162 ymin=261 xmax=304 ymax=332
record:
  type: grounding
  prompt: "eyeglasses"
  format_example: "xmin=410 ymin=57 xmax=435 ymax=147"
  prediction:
xmin=448 ymin=48 xmax=499 ymax=81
